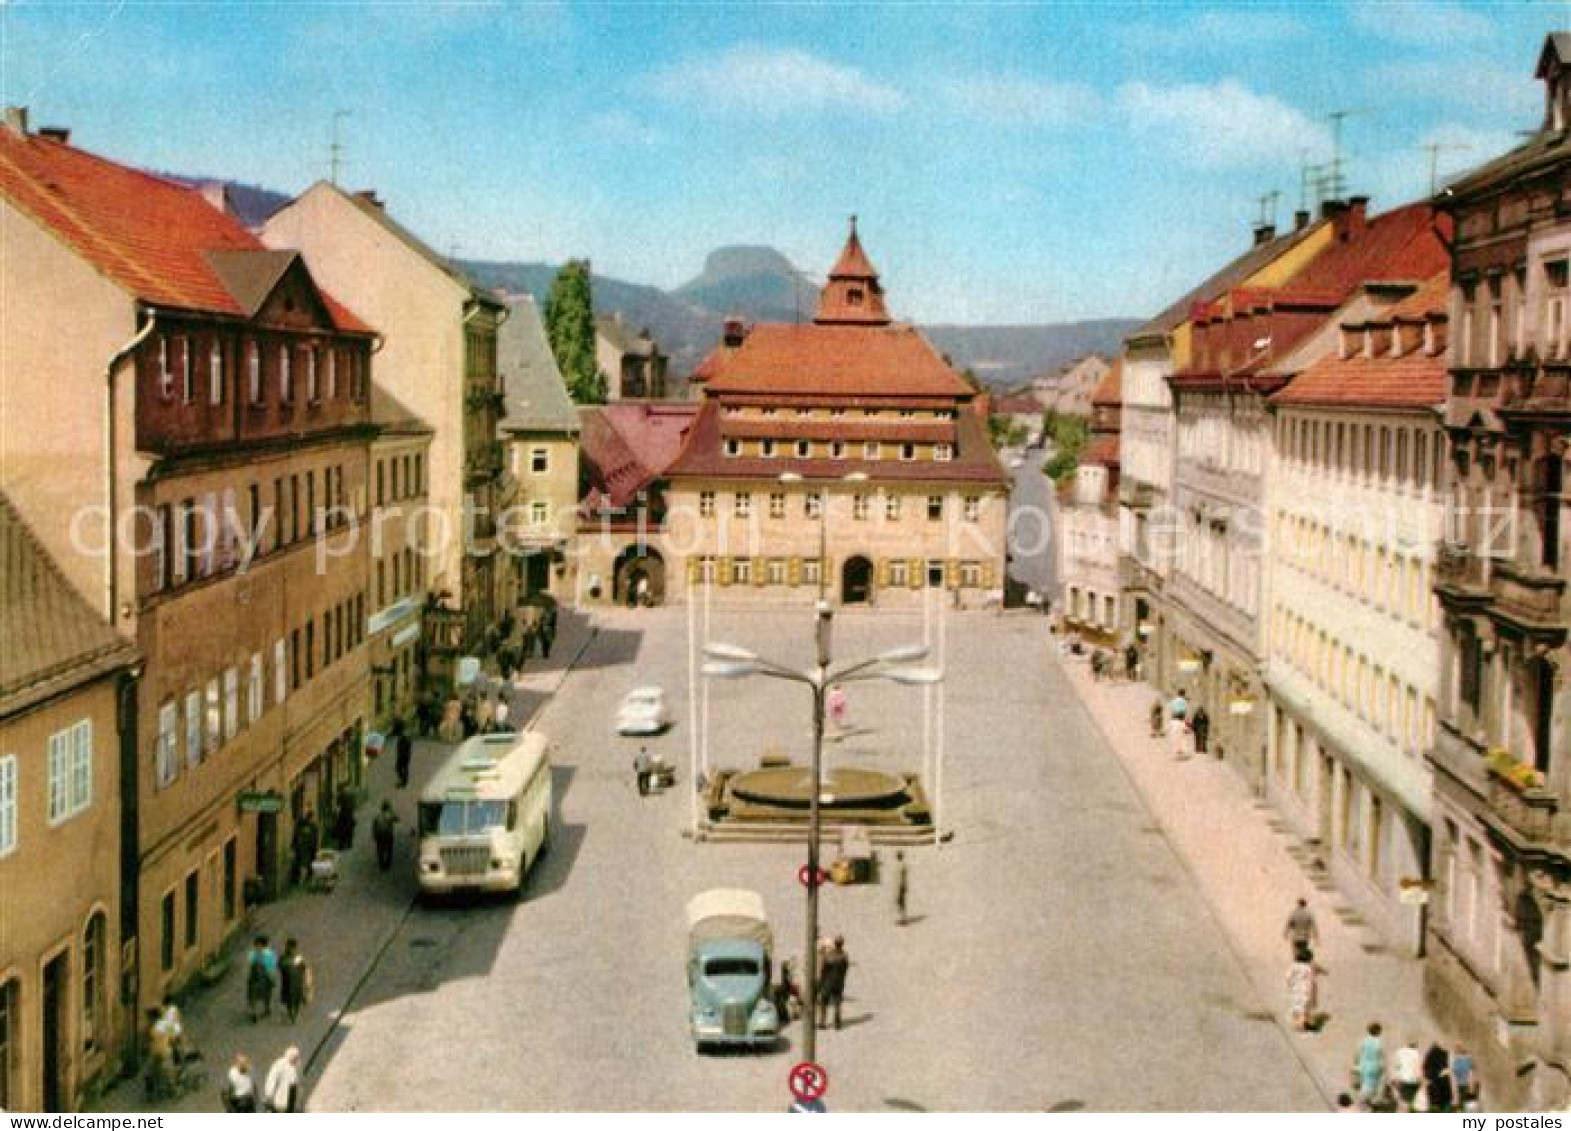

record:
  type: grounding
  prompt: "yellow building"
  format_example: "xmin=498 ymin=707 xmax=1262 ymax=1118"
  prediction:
xmin=1 ymin=493 xmax=139 ymax=1111
xmin=660 ymin=221 xmax=1009 ymax=608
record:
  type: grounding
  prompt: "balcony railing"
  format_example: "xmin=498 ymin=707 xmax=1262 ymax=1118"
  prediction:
xmin=1486 ymin=772 xmax=1560 ymax=846
xmin=1501 ymin=361 xmax=1571 ymax=412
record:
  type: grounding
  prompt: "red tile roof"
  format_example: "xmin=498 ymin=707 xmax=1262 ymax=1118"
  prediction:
xmin=1270 ymin=353 xmax=1446 ymax=410
xmin=1090 ymin=359 xmax=1123 ymax=407
xmin=1389 ymin=271 xmax=1450 ymax=321
xmin=577 ymin=403 xmax=698 ymax=512
xmin=991 ymin=393 xmax=1043 ymax=416
xmin=1274 ymin=203 xmax=1450 ymax=307
xmin=0 ymin=129 xmax=370 ymax=332
xmin=698 ymin=322 xmax=974 ymax=398
xmin=1081 ymin=433 xmax=1121 ymax=467
xmin=666 ymin=400 xmax=1007 ymax=485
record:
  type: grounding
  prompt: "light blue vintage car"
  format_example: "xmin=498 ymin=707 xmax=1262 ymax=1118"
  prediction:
xmin=686 ymin=889 xmax=780 ymax=1051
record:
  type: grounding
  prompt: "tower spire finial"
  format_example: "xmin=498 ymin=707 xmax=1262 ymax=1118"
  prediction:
xmin=849 ymin=213 xmax=857 ymax=236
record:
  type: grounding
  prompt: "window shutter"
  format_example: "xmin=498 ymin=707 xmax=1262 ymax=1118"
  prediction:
xmin=788 ymin=557 xmax=801 ymax=586
xmin=753 ymin=562 xmax=766 ymax=587
xmin=908 ymin=558 xmax=922 ymax=590
xmin=982 ymin=559 xmax=997 ymax=588
xmin=718 ymin=556 xmax=732 ymax=587
xmin=876 ymin=559 xmax=890 ymax=588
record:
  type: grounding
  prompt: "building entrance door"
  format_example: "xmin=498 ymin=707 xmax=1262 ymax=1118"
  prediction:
xmin=41 ymin=951 xmax=67 ymax=1112
xmin=842 ymin=556 xmax=873 ymax=604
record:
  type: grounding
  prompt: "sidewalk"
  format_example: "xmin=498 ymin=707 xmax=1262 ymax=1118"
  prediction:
xmin=1053 ymin=644 xmax=1457 ymax=1109
xmin=92 ymin=611 xmax=598 ymax=1114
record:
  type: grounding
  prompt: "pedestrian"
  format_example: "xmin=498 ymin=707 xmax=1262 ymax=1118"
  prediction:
xmin=372 ymin=801 xmax=399 ymax=871
xmin=278 ymin=938 xmax=313 ymax=1024
xmin=493 ymin=696 xmax=511 ymax=732
xmin=1191 ymin=706 xmax=1211 ymax=755
xmin=1355 ymin=1022 xmax=1386 ymax=1110
xmin=1168 ymin=688 xmax=1189 ymax=721
xmin=1393 ymin=1036 xmax=1423 ymax=1111
xmin=143 ymin=1007 xmax=174 ymax=1100
xmin=246 ymin=935 xmax=277 ymax=1022
xmin=1149 ymin=697 xmax=1166 ymax=738
xmin=540 ymin=621 xmax=555 ymax=659
xmin=827 ymin=685 xmax=849 ymax=734
xmin=476 ymin=694 xmax=495 ymax=734
xmin=817 ymin=936 xmax=850 ymax=1030
xmin=635 ymin=574 xmax=650 ymax=608
xmin=1452 ymin=1045 xmax=1477 ymax=1108
xmin=290 ymin=810 xmax=319 ymax=887
xmin=332 ymin=788 xmax=356 ymax=851
xmin=222 ymin=1054 xmax=256 ymax=1112
xmin=1284 ymin=898 xmax=1319 ymax=954
xmin=393 ymin=720 xmax=413 ymax=789
xmin=1167 ymin=715 xmax=1192 ymax=760
xmin=1090 ymin=649 xmax=1106 ymax=681
xmin=634 ymin=747 xmax=652 ymax=797
xmin=1423 ymin=1041 xmax=1455 ymax=1114
xmin=460 ymin=696 xmax=477 ymax=738
xmin=263 ymin=1047 xmax=301 ymax=1113
xmin=1286 ymin=944 xmax=1321 ymax=1031
xmin=893 ymin=850 xmax=910 ymax=926
xmin=1124 ymin=643 xmax=1140 ymax=681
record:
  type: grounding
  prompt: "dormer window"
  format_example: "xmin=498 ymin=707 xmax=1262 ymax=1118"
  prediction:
xmin=724 ymin=438 xmax=741 ymax=457
xmin=209 ymin=341 xmax=224 ymax=405
xmin=761 ymin=408 xmax=778 ymax=418
xmin=830 ymin=408 xmax=846 ymax=419
xmin=848 ymin=288 xmax=864 ymax=306
xmin=935 ymin=443 xmax=953 ymax=462
xmin=830 ymin=441 xmax=846 ymax=460
xmin=761 ymin=440 xmax=777 ymax=459
xmin=900 ymin=443 xmax=916 ymax=461
xmin=795 ymin=440 xmax=811 ymax=459
xmin=863 ymin=441 xmax=881 ymax=461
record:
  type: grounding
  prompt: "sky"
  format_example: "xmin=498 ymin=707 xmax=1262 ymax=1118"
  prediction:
xmin=1 ymin=0 xmax=1565 ymax=324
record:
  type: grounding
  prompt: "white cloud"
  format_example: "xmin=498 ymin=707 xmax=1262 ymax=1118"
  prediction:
xmin=935 ymin=75 xmax=1098 ymax=127
xmin=1115 ymin=8 xmax=1309 ymax=52
xmin=646 ymin=44 xmax=905 ymax=117
xmin=1369 ymin=57 xmax=1543 ymax=122
xmin=1348 ymin=0 xmax=1497 ymax=46
xmin=1117 ymin=79 xmax=1330 ymax=170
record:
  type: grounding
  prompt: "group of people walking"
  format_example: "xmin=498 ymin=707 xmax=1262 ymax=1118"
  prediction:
xmin=1346 ymin=1024 xmax=1479 ymax=1113
xmin=245 ymin=936 xmax=315 ymax=1024
xmin=219 ymin=1048 xmax=301 ymax=1113
xmin=1151 ymin=688 xmax=1210 ymax=761
xmin=773 ymin=936 xmax=854 ymax=1031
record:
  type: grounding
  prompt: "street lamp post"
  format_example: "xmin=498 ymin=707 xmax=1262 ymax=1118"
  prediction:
xmin=702 ymin=623 xmax=938 ymax=1067
xmin=778 ymin=470 xmax=866 ymax=602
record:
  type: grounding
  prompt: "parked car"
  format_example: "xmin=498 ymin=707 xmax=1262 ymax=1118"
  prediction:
xmin=616 ymin=686 xmax=671 ymax=735
xmin=686 ymin=888 xmax=779 ymax=1051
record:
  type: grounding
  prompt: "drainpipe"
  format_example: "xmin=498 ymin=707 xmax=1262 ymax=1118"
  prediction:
xmin=105 ymin=311 xmax=157 ymax=622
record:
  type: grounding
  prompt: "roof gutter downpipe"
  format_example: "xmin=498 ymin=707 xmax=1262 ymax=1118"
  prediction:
xmin=105 ymin=310 xmax=157 ymax=622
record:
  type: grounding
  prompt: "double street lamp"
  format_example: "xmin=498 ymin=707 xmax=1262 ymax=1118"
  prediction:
xmin=702 ymin=606 xmax=940 ymax=1066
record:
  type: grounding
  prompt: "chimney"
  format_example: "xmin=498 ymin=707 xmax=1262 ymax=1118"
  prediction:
xmin=722 ymin=316 xmax=747 ymax=348
xmin=37 ymin=126 xmax=69 ymax=144
xmin=355 ymin=189 xmax=383 ymax=210
xmin=1345 ymin=195 xmax=1369 ymax=237
xmin=198 ymin=182 xmax=230 ymax=214
xmin=1320 ymin=198 xmax=1348 ymax=222
xmin=1294 ymin=209 xmax=1311 ymax=231
xmin=1252 ymin=223 xmax=1277 ymax=247
xmin=4 ymin=106 xmax=28 ymax=136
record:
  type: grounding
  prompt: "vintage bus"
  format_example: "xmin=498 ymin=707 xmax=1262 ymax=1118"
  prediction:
xmin=417 ymin=730 xmax=552 ymax=896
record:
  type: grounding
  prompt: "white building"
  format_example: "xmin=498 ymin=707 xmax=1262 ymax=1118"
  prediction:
xmin=1263 ymin=273 xmax=1451 ymax=954
xmin=1059 ymin=363 xmax=1122 ymax=638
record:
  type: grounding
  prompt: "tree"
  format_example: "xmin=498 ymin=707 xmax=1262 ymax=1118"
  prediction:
xmin=544 ymin=259 xmax=606 ymax=404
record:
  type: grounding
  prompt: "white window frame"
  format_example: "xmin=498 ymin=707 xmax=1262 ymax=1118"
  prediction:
xmin=863 ymin=441 xmax=881 ymax=461
xmin=852 ymin=494 xmax=869 ymax=520
xmin=247 ymin=342 xmax=262 ymax=404
xmin=699 ymin=491 xmax=715 ymax=517
xmin=306 ymin=347 xmax=320 ymax=403
xmin=205 ymin=678 xmax=222 ymax=754
xmin=795 ymin=440 xmax=811 ymax=458
xmin=180 ymin=337 xmax=194 ymax=404
xmin=732 ymin=558 xmax=752 ymax=584
xmin=761 ymin=440 xmax=777 ymax=459
xmin=530 ymin=500 xmax=549 ymax=525
xmin=158 ymin=337 xmax=174 ymax=399
xmin=274 ymin=640 xmax=287 ymax=705
xmin=280 ymin=345 xmax=293 ymax=402
xmin=185 ymin=690 xmax=202 ymax=767
xmin=156 ymin=703 xmax=179 ymax=790
xmin=884 ymin=495 xmax=901 ymax=520
xmin=900 ymin=443 xmax=916 ymax=462
xmin=934 ymin=444 xmax=953 ymax=462
xmin=0 ymin=754 xmax=16 ymax=857
xmin=890 ymin=560 xmax=909 ymax=587
xmin=530 ymin=447 xmax=549 ymax=474
xmin=769 ymin=493 xmax=786 ymax=520
xmin=766 ymin=558 xmax=786 ymax=585
xmin=805 ymin=492 xmax=823 ymax=519
xmin=830 ymin=441 xmax=846 ymax=460
xmin=964 ymin=496 xmax=981 ymax=522
xmin=223 ymin=667 xmax=240 ymax=742
xmin=724 ymin=438 xmax=741 ymax=457
xmin=247 ymin=656 xmax=263 ymax=725
xmin=47 ymin=720 xmax=92 ymax=825
xmin=734 ymin=492 xmax=752 ymax=518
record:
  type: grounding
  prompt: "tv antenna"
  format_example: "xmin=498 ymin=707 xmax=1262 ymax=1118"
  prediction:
xmin=329 ymin=110 xmax=350 ymax=185
xmin=1324 ymin=108 xmax=1367 ymax=201
xmin=1256 ymin=190 xmax=1282 ymax=230
xmin=1298 ymin=155 xmax=1323 ymax=213
xmin=1423 ymin=140 xmax=1473 ymax=194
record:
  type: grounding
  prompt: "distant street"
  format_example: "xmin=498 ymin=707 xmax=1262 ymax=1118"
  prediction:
xmin=1007 ymin=449 xmax=1059 ymax=605
xmin=305 ymin=607 xmax=1321 ymax=1112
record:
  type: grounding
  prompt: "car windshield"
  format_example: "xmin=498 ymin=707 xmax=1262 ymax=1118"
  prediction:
xmin=704 ymin=957 xmax=760 ymax=979
xmin=419 ymin=800 xmax=508 ymax=836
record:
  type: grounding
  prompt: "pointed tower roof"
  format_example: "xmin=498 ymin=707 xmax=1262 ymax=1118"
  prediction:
xmin=815 ymin=215 xmax=891 ymax=326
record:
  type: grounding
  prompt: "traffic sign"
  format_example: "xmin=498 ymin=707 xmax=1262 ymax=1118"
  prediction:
xmin=798 ymin=865 xmax=829 ymax=889
xmin=789 ymin=1061 xmax=828 ymax=1103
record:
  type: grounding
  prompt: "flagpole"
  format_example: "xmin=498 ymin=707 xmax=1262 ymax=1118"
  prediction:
xmin=687 ymin=562 xmax=700 ymax=839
